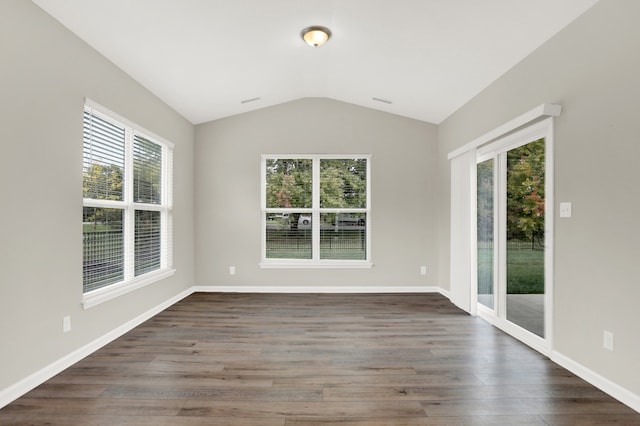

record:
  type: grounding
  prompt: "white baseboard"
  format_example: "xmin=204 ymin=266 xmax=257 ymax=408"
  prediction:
xmin=551 ymin=350 xmax=640 ymax=413
xmin=5 ymin=284 xmax=636 ymax=416
xmin=0 ymin=287 xmax=193 ymax=410
xmin=438 ymin=287 xmax=451 ymax=299
xmin=0 ymin=284 xmax=445 ymax=409
xmin=192 ymin=285 xmax=444 ymax=294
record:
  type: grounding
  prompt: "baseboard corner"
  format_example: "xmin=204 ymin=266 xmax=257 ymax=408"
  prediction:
xmin=551 ymin=350 xmax=640 ymax=414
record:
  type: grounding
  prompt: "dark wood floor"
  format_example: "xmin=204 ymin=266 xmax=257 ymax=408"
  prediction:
xmin=1 ymin=292 xmax=639 ymax=425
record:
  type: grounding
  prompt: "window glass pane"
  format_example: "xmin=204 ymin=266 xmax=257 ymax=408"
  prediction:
xmin=320 ymin=213 xmax=366 ymax=260
xmin=133 ymin=135 xmax=162 ymax=204
xmin=265 ymin=159 xmax=312 ymax=208
xmin=320 ymin=159 xmax=367 ymax=208
xmin=506 ymin=138 xmax=545 ymax=337
xmin=477 ymin=159 xmax=494 ymax=310
xmin=83 ymin=111 xmax=125 ymax=201
xmin=83 ymin=207 xmax=124 ymax=292
xmin=135 ymin=210 xmax=161 ymax=276
xmin=265 ymin=212 xmax=312 ymax=259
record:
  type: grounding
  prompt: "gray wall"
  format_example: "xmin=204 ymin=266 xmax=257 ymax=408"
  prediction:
xmin=438 ymin=0 xmax=640 ymax=395
xmin=0 ymin=1 xmax=194 ymax=391
xmin=195 ymin=98 xmax=439 ymax=289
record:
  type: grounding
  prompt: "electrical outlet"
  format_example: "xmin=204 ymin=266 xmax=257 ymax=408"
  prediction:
xmin=420 ymin=266 xmax=427 ymax=275
xmin=229 ymin=266 xmax=236 ymax=275
xmin=603 ymin=330 xmax=614 ymax=351
xmin=63 ymin=316 xmax=71 ymax=333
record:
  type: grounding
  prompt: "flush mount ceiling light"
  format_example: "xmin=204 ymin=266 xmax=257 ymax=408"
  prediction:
xmin=301 ymin=26 xmax=332 ymax=47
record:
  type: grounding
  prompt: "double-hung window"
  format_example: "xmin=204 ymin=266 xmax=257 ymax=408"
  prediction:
xmin=82 ymin=100 xmax=173 ymax=307
xmin=261 ymin=155 xmax=371 ymax=268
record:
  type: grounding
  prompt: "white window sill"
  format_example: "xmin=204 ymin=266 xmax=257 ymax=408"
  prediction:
xmin=260 ymin=261 xmax=373 ymax=269
xmin=83 ymin=268 xmax=176 ymax=309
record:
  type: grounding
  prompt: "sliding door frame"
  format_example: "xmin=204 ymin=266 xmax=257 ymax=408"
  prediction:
xmin=472 ymin=117 xmax=555 ymax=355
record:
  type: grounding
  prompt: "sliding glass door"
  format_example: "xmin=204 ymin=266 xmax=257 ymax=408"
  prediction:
xmin=505 ymin=139 xmax=545 ymax=337
xmin=477 ymin=158 xmax=495 ymax=311
xmin=475 ymin=123 xmax=551 ymax=348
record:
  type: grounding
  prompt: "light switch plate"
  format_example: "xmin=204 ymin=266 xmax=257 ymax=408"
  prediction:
xmin=559 ymin=202 xmax=572 ymax=218
xmin=63 ymin=316 xmax=71 ymax=333
xmin=603 ymin=330 xmax=614 ymax=351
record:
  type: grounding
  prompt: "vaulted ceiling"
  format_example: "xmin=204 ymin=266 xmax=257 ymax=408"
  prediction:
xmin=33 ymin=0 xmax=599 ymax=124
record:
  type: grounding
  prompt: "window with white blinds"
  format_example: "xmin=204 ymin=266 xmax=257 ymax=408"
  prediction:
xmin=82 ymin=101 xmax=174 ymax=306
xmin=261 ymin=155 xmax=372 ymax=268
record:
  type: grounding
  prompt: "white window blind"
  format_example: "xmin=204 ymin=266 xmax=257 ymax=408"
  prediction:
xmin=82 ymin=207 xmax=124 ymax=292
xmin=83 ymin=110 xmax=125 ymax=201
xmin=133 ymin=135 xmax=162 ymax=204
xmin=82 ymin=101 xmax=174 ymax=306
xmin=134 ymin=210 xmax=161 ymax=276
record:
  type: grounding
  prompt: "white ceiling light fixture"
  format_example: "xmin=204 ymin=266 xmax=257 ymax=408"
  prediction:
xmin=301 ymin=26 xmax=332 ymax=47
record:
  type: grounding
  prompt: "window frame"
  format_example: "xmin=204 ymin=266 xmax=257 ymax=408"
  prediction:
xmin=260 ymin=154 xmax=372 ymax=269
xmin=82 ymin=99 xmax=174 ymax=308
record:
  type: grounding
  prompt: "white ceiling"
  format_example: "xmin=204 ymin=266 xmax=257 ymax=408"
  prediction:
xmin=33 ymin=0 xmax=599 ymax=125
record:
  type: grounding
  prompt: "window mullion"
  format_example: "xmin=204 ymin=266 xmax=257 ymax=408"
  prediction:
xmin=312 ymin=158 xmax=321 ymax=261
xmin=123 ymin=128 xmax=135 ymax=282
xmin=162 ymin=146 xmax=172 ymax=269
xmin=366 ymin=155 xmax=372 ymax=261
xmin=160 ymin=209 xmax=169 ymax=269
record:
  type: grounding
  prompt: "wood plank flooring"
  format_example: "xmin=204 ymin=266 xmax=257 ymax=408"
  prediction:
xmin=1 ymin=292 xmax=639 ymax=425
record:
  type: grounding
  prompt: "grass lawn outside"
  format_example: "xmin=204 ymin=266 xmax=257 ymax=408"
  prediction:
xmin=507 ymin=247 xmax=544 ymax=294
xmin=478 ymin=242 xmax=544 ymax=295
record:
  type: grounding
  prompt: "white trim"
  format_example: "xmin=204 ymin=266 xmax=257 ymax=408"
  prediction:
xmin=82 ymin=268 xmax=175 ymax=309
xmin=191 ymin=285 xmax=444 ymax=294
xmin=260 ymin=261 xmax=373 ymax=269
xmin=123 ymin=127 xmax=135 ymax=282
xmin=84 ymin=98 xmax=174 ymax=149
xmin=552 ymin=351 xmax=640 ymax=414
xmin=365 ymin=155 xmax=373 ymax=262
xmin=543 ymin=119 xmax=555 ymax=349
xmin=0 ymin=287 xmax=192 ymax=410
xmin=447 ymin=103 xmax=561 ymax=160
xmin=477 ymin=305 xmax=550 ymax=356
xmin=476 ymin=117 xmax=554 ymax=158
xmin=312 ymin=157 xmax=321 ymax=261
xmin=438 ymin=287 xmax=451 ymax=300
xmin=260 ymin=153 xmax=369 ymax=160
xmin=82 ymin=199 xmax=166 ymax=212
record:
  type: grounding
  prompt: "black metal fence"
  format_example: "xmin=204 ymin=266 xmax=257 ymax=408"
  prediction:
xmin=266 ymin=229 xmax=366 ymax=259
xmin=83 ymin=230 xmax=123 ymax=292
